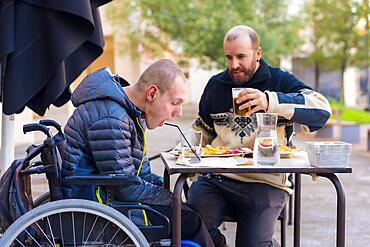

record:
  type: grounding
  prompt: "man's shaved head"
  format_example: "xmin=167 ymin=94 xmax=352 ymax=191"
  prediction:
xmin=126 ymin=59 xmax=188 ymax=129
xmin=136 ymin=59 xmax=186 ymax=92
xmin=224 ymin=25 xmax=260 ymax=50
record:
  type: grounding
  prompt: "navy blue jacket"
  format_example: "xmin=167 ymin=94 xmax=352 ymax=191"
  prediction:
xmin=62 ymin=67 xmax=172 ymax=206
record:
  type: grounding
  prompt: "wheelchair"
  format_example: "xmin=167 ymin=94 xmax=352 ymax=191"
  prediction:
xmin=0 ymin=120 xmax=176 ymax=247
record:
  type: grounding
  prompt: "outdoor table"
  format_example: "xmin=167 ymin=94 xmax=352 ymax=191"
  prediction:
xmin=160 ymin=152 xmax=352 ymax=247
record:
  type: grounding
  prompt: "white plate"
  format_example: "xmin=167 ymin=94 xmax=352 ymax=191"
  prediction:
xmin=240 ymin=147 xmax=253 ymax=154
xmin=280 ymin=150 xmax=304 ymax=158
xmin=168 ymin=150 xmax=245 ymax=158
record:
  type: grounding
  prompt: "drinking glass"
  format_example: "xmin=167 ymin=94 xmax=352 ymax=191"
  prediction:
xmin=181 ymin=130 xmax=202 ymax=163
xmin=232 ymin=88 xmax=250 ymax=116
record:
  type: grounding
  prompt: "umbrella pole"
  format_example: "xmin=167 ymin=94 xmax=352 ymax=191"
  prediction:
xmin=0 ymin=58 xmax=15 ymax=175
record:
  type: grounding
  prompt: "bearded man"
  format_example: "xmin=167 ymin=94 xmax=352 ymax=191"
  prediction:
xmin=188 ymin=25 xmax=331 ymax=247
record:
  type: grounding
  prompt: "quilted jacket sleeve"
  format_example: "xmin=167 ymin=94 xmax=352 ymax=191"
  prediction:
xmin=87 ymin=117 xmax=172 ymax=206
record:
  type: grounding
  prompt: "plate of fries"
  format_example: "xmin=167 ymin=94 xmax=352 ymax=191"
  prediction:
xmin=201 ymin=145 xmax=244 ymax=156
xmin=279 ymin=145 xmax=303 ymax=158
xmin=170 ymin=144 xmax=245 ymax=157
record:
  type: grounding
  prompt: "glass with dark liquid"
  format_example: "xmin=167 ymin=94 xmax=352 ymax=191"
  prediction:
xmin=232 ymin=88 xmax=250 ymax=116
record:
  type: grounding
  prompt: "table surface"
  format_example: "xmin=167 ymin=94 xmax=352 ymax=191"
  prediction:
xmin=160 ymin=152 xmax=352 ymax=174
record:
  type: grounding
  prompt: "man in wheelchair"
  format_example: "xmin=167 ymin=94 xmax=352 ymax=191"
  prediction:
xmin=61 ymin=59 xmax=214 ymax=247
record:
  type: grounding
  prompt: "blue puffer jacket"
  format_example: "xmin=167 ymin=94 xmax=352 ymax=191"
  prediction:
xmin=61 ymin=67 xmax=172 ymax=206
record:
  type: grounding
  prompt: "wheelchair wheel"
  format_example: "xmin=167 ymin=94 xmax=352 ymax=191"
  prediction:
xmin=0 ymin=199 xmax=149 ymax=247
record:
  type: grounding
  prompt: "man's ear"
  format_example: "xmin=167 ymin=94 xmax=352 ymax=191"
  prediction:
xmin=256 ymin=47 xmax=262 ymax=61
xmin=146 ymin=84 xmax=159 ymax=102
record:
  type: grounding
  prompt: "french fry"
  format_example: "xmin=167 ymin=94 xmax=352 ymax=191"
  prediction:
xmin=279 ymin=145 xmax=298 ymax=152
xmin=201 ymin=145 xmax=240 ymax=155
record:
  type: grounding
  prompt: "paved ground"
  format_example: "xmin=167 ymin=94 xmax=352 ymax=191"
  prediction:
xmin=13 ymin=103 xmax=370 ymax=247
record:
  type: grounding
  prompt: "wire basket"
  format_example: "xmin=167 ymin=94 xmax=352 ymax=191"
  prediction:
xmin=305 ymin=141 xmax=352 ymax=167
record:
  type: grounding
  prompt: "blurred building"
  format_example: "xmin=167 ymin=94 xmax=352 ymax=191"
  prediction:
xmin=292 ymin=58 xmax=369 ymax=108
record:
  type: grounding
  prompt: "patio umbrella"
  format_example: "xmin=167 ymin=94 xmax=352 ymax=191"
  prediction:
xmin=0 ymin=0 xmax=112 ymax=172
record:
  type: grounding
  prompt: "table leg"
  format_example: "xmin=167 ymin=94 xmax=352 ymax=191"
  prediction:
xmin=317 ymin=173 xmax=346 ymax=247
xmin=294 ymin=173 xmax=301 ymax=247
xmin=164 ymin=169 xmax=170 ymax=190
xmin=288 ymin=174 xmax=294 ymax=226
xmin=173 ymin=173 xmax=189 ymax=247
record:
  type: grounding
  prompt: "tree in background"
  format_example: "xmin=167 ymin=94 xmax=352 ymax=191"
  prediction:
xmin=106 ymin=0 xmax=303 ymax=69
xmin=302 ymin=0 xmax=332 ymax=92
xmin=304 ymin=0 xmax=369 ymax=102
xmin=356 ymin=0 xmax=369 ymax=106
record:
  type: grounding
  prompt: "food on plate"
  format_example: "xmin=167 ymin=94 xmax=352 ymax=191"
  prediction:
xmin=279 ymin=145 xmax=300 ymax=152
xmin=201 ymin=145 xmax=242 ymax=155
xmin=175 ymin=145 xmax=243 ymax=156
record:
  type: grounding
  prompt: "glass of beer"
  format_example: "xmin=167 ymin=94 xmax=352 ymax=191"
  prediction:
xmin=232 ymin=88 xmax=250 ymax=116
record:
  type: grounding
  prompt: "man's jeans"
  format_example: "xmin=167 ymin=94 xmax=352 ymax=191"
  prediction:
xmin=188 ymin=174 xmax=288 ymax=247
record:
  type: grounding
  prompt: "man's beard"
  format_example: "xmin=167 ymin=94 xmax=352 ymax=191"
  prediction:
xmin=229 ymin=64 xmax=256 ymax=85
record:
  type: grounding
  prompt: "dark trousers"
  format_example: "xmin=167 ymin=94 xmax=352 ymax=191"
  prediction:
xmin=151 ymin=204 xmax=215 ymax=247
xmin=188 ymin=175 xmax=288 ymax=247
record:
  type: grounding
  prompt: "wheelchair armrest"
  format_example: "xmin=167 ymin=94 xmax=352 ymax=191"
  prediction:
xmin=65 ymin=174 xmax=141 ymax=186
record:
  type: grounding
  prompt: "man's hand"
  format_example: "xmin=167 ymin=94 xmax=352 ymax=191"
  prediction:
xmin=236 ymin=88 xmax=268 ymax=116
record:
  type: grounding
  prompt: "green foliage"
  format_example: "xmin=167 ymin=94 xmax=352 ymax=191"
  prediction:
xmin=302 ymin=0 xmax=330 ymax=64
xmin=328 ymin=98 xmax=370 ymax=124
xmin=303 ymin=0 xmax=369 ymax=101
xmin=317 ymin=0 xmax=365 ymax=69
xmin=105 ymin=0 xmax=304 ymax=69
xmin=355 ymin=0 xmax=369 ymax=68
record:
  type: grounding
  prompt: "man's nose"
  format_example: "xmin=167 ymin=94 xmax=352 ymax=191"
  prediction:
xmin=173 ymin=105 xmax=183 ymax=118
xmin=231 ymin=58 xmax=239 ymax=69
